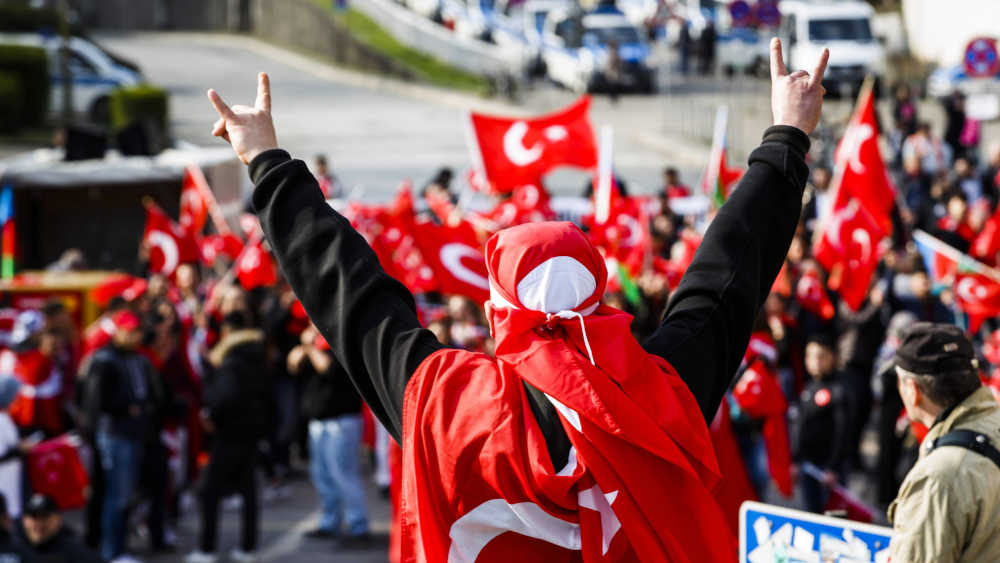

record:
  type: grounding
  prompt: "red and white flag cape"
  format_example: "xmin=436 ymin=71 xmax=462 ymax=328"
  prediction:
xmin=468 ymin=96 xmax=597 ymax=193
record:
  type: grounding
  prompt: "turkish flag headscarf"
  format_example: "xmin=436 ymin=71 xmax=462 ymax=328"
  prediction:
xmin=401 ymin=222 xmax=734 ymax=562
xmin=469 ymin=97 xmax=597 ymax=193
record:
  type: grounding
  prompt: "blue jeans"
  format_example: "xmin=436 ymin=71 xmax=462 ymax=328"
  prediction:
xmin=97 ymin=431 xmax=142 ymax=560
xmin=309 ymin=415 xmax=368 ymax=536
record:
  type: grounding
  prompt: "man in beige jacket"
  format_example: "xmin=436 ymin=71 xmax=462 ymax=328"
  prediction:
xmin=889 ymin=322 xmax=1000 ymax=562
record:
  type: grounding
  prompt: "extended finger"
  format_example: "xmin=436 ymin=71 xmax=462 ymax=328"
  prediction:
xmin=207 ymin=89 xmax=237 ymax=121
xmin=255 ymin=72 xmax=271 ymax=113
xmin=810 ymin=48 xmax=830 ymax=88
xmin=211 ymin=117 xmax=226 ymax=136
xmin=769 ymin=37 xmax=787 ymax=81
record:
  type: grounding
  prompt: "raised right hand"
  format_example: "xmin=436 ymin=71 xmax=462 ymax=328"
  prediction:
xmin=769 ymin=38 xmax=829 ymax=135
xmin=207 ymin=72 xmax=278 ymax=165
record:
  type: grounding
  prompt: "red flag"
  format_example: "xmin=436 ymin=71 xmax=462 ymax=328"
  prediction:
xmin=699 ymin=108 xmax=744 ymax=207
xmin=972 ymin=204 xmax=1000 ymax=263
xmin=732 ymin=360 xmax=793 ymax=497
xmin=468 ymin=96 xmax=597 ymax=193
xmin=179 ymin=168 xmax=210 ymax=237
xmin=369 ymin=183 xmax=439 ymax=295
xmin=796 ymin=268 xmax=835 ymax=320
xmin=235 ymin=238 xmax=278 ymax=290
xmin=827 ymin=83 xmax=896 ymax=234
xmin=709 ymin=400 xmax=759 ymax=534
xmin=199 ymin=233 xmax=245 ymax=266
xmin=813 ymin=198 xmax=886 ymax=310
xmin=143 ymin=202 xmax=199 ymax=277
xmin=954 ymin=273 xmax=1000 ymax=333
xmin=27 ymin=435 xmax=89 ymax=509
xmin=413 ymin=219 xmax=489 ymax=303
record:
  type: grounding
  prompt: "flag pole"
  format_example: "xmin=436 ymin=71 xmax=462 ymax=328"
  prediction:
xmin=811 ymin=74 xmax=876 ymax=248
xmin=186 ymin=163 xmax=232 ymax=237
xmin=594 ymin=125 xmax=614 ymax=225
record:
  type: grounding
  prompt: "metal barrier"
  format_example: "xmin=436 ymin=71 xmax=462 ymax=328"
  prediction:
xmin=351 ymin=0 xmax=527 ymax=80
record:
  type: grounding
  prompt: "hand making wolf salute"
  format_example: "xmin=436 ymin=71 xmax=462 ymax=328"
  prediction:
xmin=208 ymin=39 xmax=828 ymax=561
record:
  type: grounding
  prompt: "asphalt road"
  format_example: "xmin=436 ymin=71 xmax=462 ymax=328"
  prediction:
xmin=95 ymin=32 xmax=709 ymax=201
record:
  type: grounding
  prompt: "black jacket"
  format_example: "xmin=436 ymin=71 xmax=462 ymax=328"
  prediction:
xmin=204 ymin=329 xmax=271 ymax=443
xmin=13 ymin=521 xmax=104 ymax=563
xmin=250 ymin=125 xmax=810 ymax=469
xmin=795 ymin=374 xmax=852 ymax=470
xmin=299 ymin=351 xmax=362 ymax=421
xmin=81 ymin=344 xmax=162 ymax=442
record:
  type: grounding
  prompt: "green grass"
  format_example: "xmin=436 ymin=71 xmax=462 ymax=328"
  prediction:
xmin=312 ymin=0 xmax=491 ymax=94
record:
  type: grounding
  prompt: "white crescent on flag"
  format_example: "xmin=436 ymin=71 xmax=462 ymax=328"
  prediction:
xmin=503 ymin=121 xmax=544 ymax=166
xmin=440 ymin=243 xmax=490 ymax=290
xmin=957 ymin=276 xmax=987 ymax=303
xmin=148 ymin=230 xmax=179 ymax=275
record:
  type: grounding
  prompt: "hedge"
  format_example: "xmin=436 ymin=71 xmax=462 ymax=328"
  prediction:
xmin=0 ymin=71 xmax=25 ymax=133
xmin=0 ymin=45 xmax=49 ymax=127
xmin=109 ymin=85 xmax=169 ymax=135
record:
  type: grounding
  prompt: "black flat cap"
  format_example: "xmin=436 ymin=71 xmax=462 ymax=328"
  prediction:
xmin=895 ymin=322 xmax=977 ymax=375
xmin=23 ymin=494 xmax=58 ymax=517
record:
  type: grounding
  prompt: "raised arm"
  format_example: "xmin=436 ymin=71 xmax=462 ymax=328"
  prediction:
xmin=206 ymin=74 xmax=442 ymax=441
xmin=643 ymin=39 xmax=828 ymax=421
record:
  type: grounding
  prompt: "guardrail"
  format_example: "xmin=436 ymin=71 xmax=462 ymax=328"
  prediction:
xmin=351 ymin=0 xmax=527 ymax=81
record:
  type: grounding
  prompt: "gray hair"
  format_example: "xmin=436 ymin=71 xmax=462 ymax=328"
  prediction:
xmin=895 ymin=365 xmax=981 ymax=409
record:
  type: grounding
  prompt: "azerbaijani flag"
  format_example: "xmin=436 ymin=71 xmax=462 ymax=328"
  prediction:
xmin=914 ymin=229 xmax=988 ymax=288
xmin=699 ymin=106 xmax=744 ymax=208
xmin=0 ymin=186 xmax=14 ymax=279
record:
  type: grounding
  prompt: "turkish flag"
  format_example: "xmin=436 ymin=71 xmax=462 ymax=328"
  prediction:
xmin=143 ymin=202 xmax=199 ymax=277
xmin=828 ymin=85 xmax=896 ymax=234
xmin=954 ymin=273 xmax=1000 ymax=333
xmin=412 ymin=219 xmax=489 ymax=303
xmin=235 ymin=238 xmax=278 ymax=290
xmin=972 ymin=204 xmax=1000 ymax=264
xmin=199 ymin=233 xmax=244 ymax=266
xmin=179 ymin=167 xmax=210 ymax=237
xmin=587 ymin=182 xmax=654 ymax=277
xmin=27 ymin=435 xmax=89 ymax=509
xmin=731 ymin=360 xmax=792 ymax=497
xmin=469 ymin=96 xmax=597 ymax=193
xmin=796 ymin=268 xmax=835 ymax=320
xmin=813 ymin=198 xmax=886 ymax=310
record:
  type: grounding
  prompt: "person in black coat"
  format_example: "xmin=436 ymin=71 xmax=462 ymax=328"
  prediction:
xmin=795 ymin=333 xmax=853 ymax=514
xmin=14 ymin=494 xmax=103 ymax=563
xmin=188 ymin=312 xmax=270 ymax=563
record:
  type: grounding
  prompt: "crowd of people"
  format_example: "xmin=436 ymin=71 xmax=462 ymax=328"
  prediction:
xmin=0 ymin=79 xmax=998 ymax=563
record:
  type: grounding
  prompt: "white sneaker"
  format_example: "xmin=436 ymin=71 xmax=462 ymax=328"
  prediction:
xmin=184 ymin=551 xmax=217 ymax=563
xmin=230 ymin=549 xmax=256 ymax=562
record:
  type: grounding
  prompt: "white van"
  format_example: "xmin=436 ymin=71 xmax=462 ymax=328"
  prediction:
xmin=777 ymin=1 xmax=885 ymax=96
xmin=0 ymin=33 xmax=143 ymax=123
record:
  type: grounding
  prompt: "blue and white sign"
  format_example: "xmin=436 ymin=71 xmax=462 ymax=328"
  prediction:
xmin=739 ymin=501 xmax=893 ymax=563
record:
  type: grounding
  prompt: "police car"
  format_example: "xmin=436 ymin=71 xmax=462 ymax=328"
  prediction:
xmin=0 ymin=32 xmax=142 ymax=123
xmin=541 ymin=7 xmax=654 ymax=93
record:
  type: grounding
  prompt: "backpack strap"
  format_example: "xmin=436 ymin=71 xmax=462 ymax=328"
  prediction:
xmin=927 ymin=429 xmax=1000 ymax=470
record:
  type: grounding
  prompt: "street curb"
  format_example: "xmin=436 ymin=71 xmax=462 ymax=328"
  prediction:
xmin=130 ymin=32 xmax=528 ymax=116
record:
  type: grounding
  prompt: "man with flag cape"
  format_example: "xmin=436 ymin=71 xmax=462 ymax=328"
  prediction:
xmin=205 ymin=38 xmax=829 ymax=561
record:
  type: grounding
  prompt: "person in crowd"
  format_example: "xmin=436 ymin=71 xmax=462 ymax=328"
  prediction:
xmin=885 ymin=266 xmax=954 ymax=325
xmin=953 ymin=156 xmax=983 ymax=205
xmin=888 ymin=323 xmax=1000 ymax=561
xmin=698 ymin=18 xmax=716 ymax=75
xmin=187 ymin=312 xmax=269 ymax=563
xmin=603 ymin=39 xmax=624 ymax=103
xmin=0 ymin=494 xmax=31 ymax=561
xmin=289 ymin=324 xmax=370 ymax=546
xmin=794 ymin=332 xmax=853 ymax=514
xmin=942 ymin=91 xmax=969 ymax=161
xmin=900 ymin=155 xmax=930 ymax=212
xmin=5 ymin=310 xmax=65 ymax=437
xmin=0 ymin=377 xmax=32 ymax=520
xmin=902 ymin=122 xmax=952 ymax=175
xmin=980 ymin=142 xmax=1000 ymax=208
xmin=80 ymin=310 xmax=160 ymax=562
xmin=873 ymin=311 xmax=917 ymax=506
xmin=14 ymin=494 xmax=103 ymax=563
xmin=205 ymin=37 xmax=828 ymax=558
xmin=801 ymin=166 xmax=832 ymax=237
xmin=312 ymin=154 xmax=341 ymax=199
xmin=892 ymin=83 xmax=919 ymax=143
xmin=662 ymin=167 xmax=690 ymax=200
xmin=421 ymin=167 xmax=455 ymax=203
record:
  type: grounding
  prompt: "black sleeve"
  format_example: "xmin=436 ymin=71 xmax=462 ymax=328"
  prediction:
xmin=250 ymin=150 xmax=443 ymax=442
xmin=643 ymin=126 xmax=810 ymax=422
xmin=826 ymin=383 xmax=852 ymax=471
